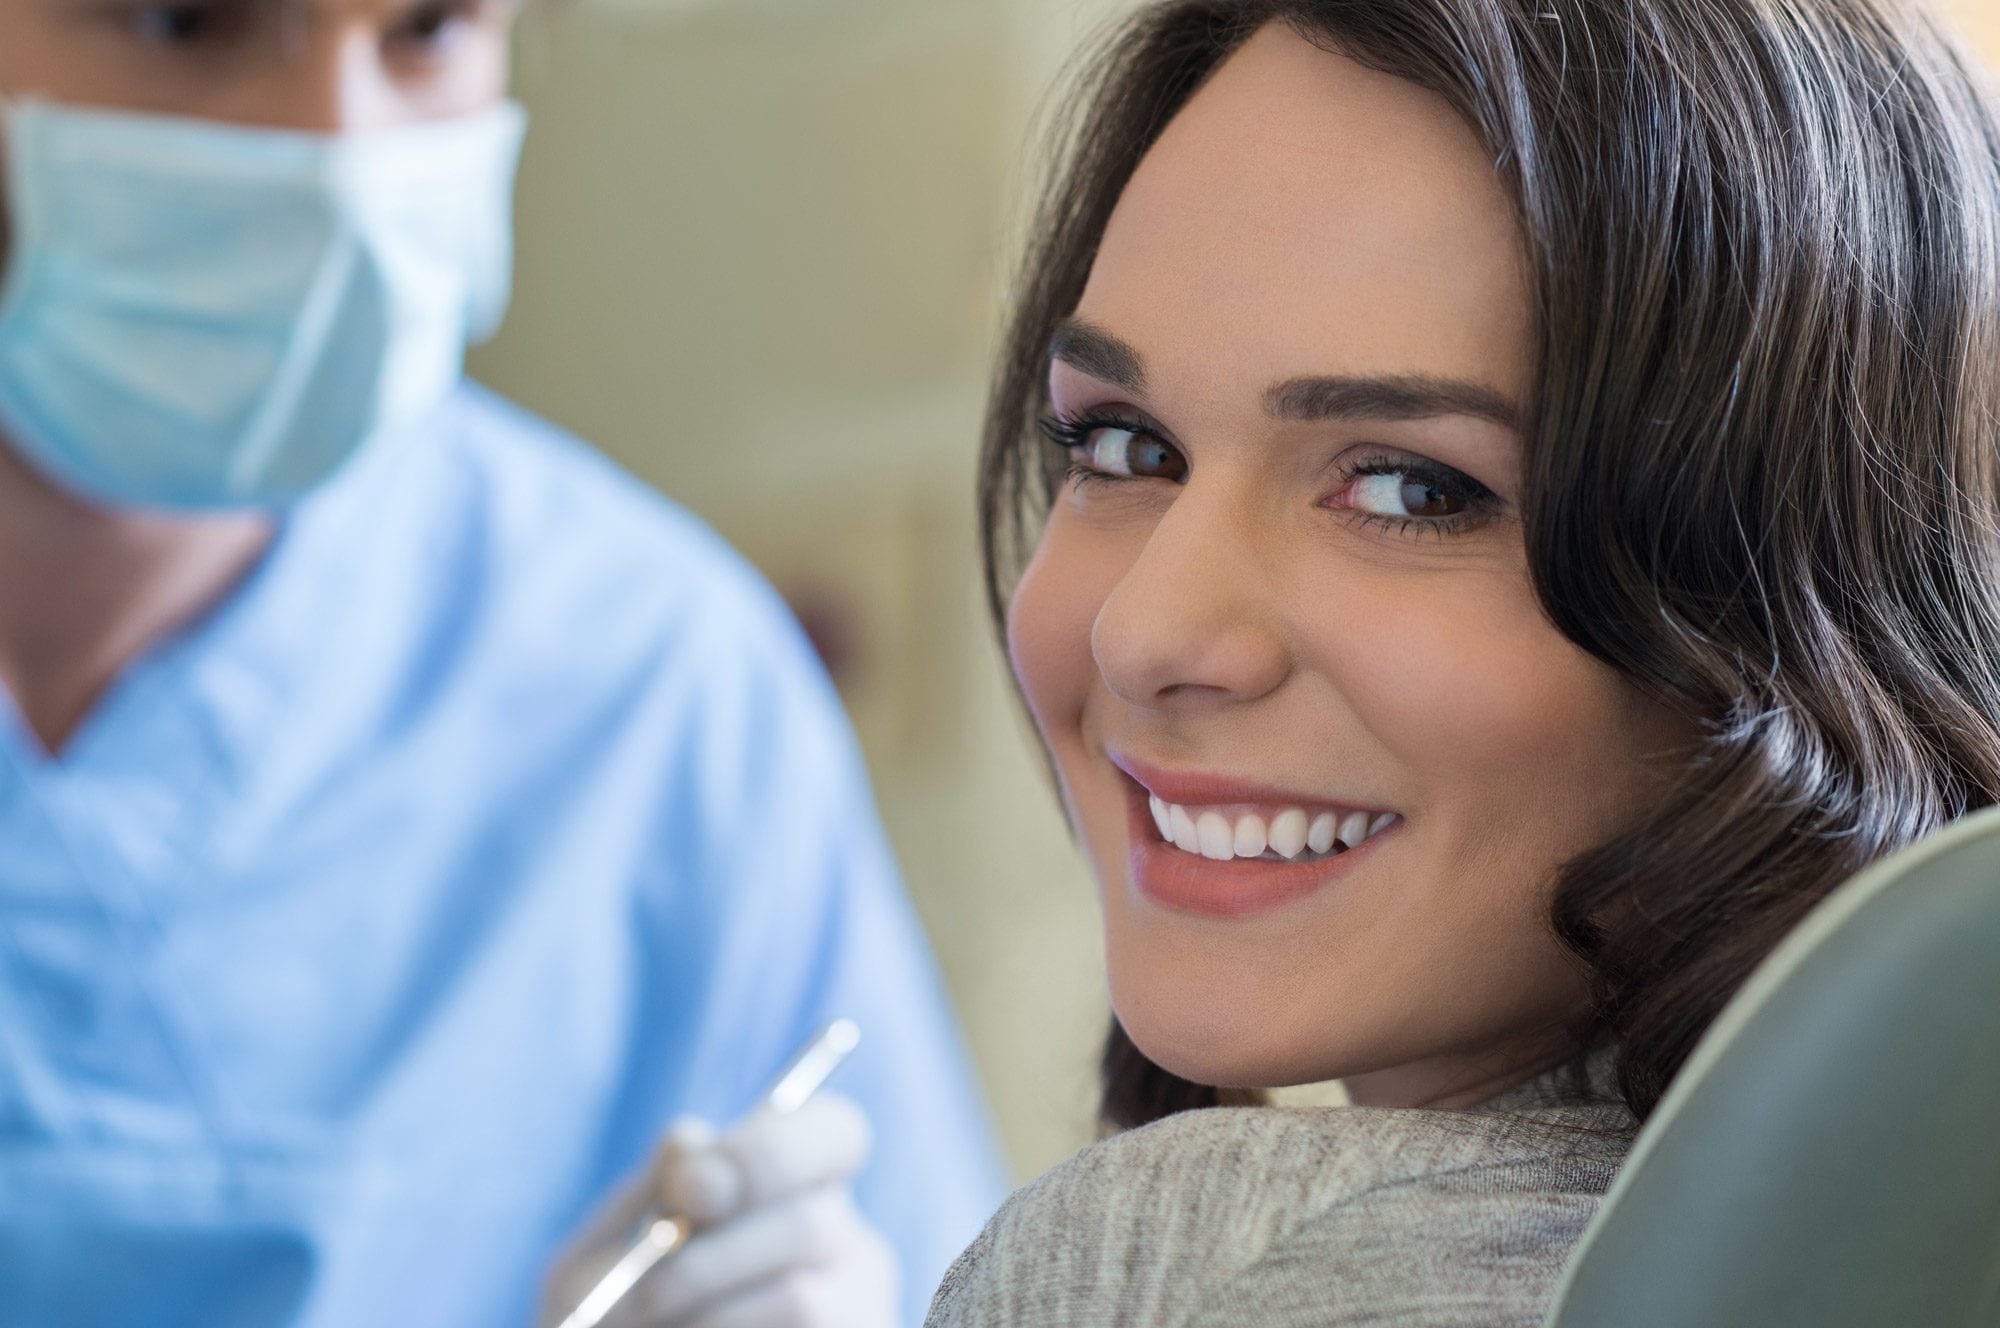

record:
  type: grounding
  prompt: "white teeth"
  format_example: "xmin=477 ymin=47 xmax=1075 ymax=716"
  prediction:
xmin=1196 ymin=812 xmax=1235 ymax=861
xmin=1148 ymin=796 xmax=1398 ymax=863
xmin=1267 ymin=809 xmax=1309 ymax=859
xmin=1338 ymin=810 xmax=1371 ymax=849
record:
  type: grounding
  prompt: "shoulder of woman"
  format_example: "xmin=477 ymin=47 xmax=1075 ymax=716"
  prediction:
xmin=925 ymin=1101 xmax=1633 ymax=1328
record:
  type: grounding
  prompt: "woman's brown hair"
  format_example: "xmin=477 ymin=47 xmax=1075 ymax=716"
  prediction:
xmin=980 ymin=0 xmax=2000 ymax=1129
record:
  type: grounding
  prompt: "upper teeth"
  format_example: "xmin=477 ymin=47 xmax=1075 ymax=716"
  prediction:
xmin=1149 ymin=797 xmax=1397 ymax=862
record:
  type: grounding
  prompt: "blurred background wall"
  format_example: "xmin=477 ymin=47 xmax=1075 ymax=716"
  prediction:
xmin=1957 ymin=0 xmax=2000 ymax=54
xmin=471 ymin=0 xmax=2000 ymax=1184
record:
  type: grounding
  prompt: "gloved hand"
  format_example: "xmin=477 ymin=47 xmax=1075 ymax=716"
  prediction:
xmin=542 ymin=1093 xmax=900 ymax=1328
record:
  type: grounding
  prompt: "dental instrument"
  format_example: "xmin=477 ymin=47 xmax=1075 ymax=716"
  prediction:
xmin=554 ymin=1019 xmax=862 ymax=1328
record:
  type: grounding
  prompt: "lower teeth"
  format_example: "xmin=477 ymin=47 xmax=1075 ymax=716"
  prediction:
xmin=1157 ymin=844 xmax=1353 ymax=862
xmin=1261 ymin=845 xmax=1345 ymax=863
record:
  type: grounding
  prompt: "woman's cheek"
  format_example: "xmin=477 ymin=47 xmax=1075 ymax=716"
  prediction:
xmin=1311 ymin=562 xmax=1552 ymax=765
xmin=1007 ymin=509 xmax=1126 ymax=744
xmin=1323 ymin=561 xmax=1668 ymax=856
xmin=1007 ymin=508 xmax=1143 ymax=855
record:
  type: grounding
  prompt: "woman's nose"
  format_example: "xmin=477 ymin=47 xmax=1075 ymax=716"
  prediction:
xmin=1091 ymin=486 xmax=1293 ymax=711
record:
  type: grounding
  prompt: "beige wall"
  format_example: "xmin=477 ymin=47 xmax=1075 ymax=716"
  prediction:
xmin=1944 ymin=0 xmax=2000 ymax=54
xmin=472 ymin=0 xmax=2000 ymax=1183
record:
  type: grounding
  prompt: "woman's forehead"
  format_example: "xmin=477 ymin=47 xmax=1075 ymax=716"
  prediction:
xmin=1075 ymin=22 xmax=1533 ymax=415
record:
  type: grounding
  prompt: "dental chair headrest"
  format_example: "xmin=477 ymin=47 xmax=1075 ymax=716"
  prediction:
xmin=1544 ymin=804 xmax=2000 ymax=1328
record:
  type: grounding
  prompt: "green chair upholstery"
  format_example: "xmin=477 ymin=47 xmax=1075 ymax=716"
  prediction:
xmin=1543 ymin=805 xmax=2000 ymax=1327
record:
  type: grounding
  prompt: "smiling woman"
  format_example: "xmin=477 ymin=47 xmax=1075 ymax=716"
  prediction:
xmin=1012 ymin=9 xmax=1697 ymax=1116
xmin=935 ymin=0 xmax=2000 ymax=1323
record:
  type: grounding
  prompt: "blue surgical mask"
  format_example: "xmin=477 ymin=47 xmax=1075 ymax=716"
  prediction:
xmin=0 ymin=98 xmax=527 ymax=511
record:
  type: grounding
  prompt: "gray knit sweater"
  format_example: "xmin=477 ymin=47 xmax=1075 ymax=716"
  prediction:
xmin=926 ymin=1068 xmax=1636 ymax=1328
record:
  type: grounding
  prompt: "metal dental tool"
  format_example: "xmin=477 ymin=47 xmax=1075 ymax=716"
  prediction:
xmin=554 ymin=1019 xmax=862 ymax=1328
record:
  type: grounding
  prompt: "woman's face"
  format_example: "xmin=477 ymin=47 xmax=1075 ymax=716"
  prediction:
xmin=1009 ymin=22 xmax=1683 ymax=1108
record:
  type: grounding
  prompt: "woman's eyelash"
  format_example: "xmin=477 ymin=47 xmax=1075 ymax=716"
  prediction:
xmin=1039 ymin=411 xmax=1171 ymax=491
xmin=1338 ymin=452 xmax=1499 ymax=536
xmin=1036 ymin=411 xmax=1154 ymax=450
xmin=1343 ymin=455 xmax=1492 ymax=497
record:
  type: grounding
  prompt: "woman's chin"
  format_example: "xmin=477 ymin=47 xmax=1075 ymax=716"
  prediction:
xmin=1115 ymin=1003 xmax=1342 ymax=1093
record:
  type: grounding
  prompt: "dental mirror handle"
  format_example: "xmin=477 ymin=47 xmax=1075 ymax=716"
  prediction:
xmin=553 ymin=1019 xmax=861 ymax=1328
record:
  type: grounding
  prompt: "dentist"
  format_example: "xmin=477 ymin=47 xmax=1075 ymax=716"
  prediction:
xmin=0 ymin=3 xmax=1003 ymax=1326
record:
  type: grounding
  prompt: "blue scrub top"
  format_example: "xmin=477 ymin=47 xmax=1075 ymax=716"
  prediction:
xmin=0 ymin=384 xmax=1007 ymax=1327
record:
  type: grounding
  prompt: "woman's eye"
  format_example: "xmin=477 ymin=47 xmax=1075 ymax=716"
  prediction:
xmin=1037 ymin=413 xmax=1185 ymax=483
xmin=1077 ymin=426 xmax=1188 ymax=482
xmin=1336 ymin=462 xmax=1493 ymax=523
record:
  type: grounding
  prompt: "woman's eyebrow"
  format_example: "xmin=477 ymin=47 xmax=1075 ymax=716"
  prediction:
xmin=1048 ymin=319 xmax=1147 ymax=393
xmin=1265 ymin=375 xmax=1522 ymax=430
xmin=1050 ymin=318 xmax=1520 ymax=431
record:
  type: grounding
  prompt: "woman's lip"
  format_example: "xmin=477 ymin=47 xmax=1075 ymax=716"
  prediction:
xmin=1109 ymin=751 xmax=1376 ymax=813
xmin=1117 ymin=771 xmax=1392 ymax=919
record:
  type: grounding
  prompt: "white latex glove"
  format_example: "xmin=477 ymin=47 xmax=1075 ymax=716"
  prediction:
xmin=542 ymin=1093 xmax=900 ymax=1328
